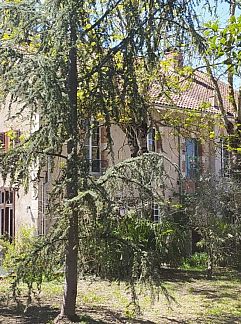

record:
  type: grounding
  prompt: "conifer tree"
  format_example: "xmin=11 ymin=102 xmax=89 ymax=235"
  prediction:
xmin=0 ymin=0 xmax=205 ymax=320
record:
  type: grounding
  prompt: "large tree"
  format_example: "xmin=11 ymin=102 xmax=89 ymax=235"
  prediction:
xmin=195 ymin=0 xmax=241 ymax=176
xmin=0 ymin=0 xmax=206 ymax=320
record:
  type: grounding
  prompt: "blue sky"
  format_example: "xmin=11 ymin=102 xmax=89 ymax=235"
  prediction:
xmin=198 ymin=0 xmax=241 ymax=25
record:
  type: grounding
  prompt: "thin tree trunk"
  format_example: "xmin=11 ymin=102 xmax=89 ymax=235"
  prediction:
xmin=207 ymin=252 xmax=213 ymax=279
xmin=56 ymin=11 xmax=79 ymax=322
xmin=227 ymin=1 xmax=241 ymax=178
xmin=126 ymin=123 xmax=148 ymax=157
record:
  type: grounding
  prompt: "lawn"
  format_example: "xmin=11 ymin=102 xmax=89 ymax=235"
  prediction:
xmin=0 ymin=269 xmax=241 ymax=323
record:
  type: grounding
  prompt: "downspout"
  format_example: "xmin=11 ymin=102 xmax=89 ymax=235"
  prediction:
xmin=177 ymin=127 xmax=183 ymax=204
xmin=220 ymin=139 xmax=223 ymax=177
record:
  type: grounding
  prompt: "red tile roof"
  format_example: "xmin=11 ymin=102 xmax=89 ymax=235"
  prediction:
xmin=150 ymin=70 xmax=236 ymax=114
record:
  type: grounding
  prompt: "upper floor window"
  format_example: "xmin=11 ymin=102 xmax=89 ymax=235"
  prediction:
xmin=0 ymin=133 xmax=7 ymax=151
xmin=0 ymin=130 xmax=21 ymax=152
xmin=185 ymin=138 xmax=200 ymax=179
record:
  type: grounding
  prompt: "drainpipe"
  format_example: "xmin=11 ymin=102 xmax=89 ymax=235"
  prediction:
xmin=177 ymin=127 xmax=183 ymax=204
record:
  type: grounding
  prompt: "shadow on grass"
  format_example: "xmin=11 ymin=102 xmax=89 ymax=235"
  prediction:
xmin=0 ymin=303 xmax=156 ymax=323
xmin=159 ymin=314 xmax=241 ymax=324
xmin=0 ymin=304 xmax=59 ymax=323
xmin=154 ymin=317 xmax=187 ymax=323
xmin=78 ymin=305 xmax=156 ymax=323
xmin=191 ymin=287 xmax=241 ymax=301
xmin=150 ymin=268 xmax=207 ymax=286
xmin=196 ymin=314 xmax=241 ymax=324
xmin=158 ymin=267 xmax=241 ymax=283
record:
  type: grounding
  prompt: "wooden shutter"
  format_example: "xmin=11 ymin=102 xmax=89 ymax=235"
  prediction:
xmin=100 ymin=126 xmax=107 ymax=143
xmin=0 ymin=133 xmax=5 ymax=151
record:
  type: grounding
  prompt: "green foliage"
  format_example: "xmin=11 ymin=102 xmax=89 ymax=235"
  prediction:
xmin=0 ymin=0 xmax=214 ymax=318
xmin=187 ymin=176 xmax=241 ymax=276
xmin=204 ymin=15 xmax=241 ymax=68
xmin=79 ymin=211 xmax=187 ymax=281
xmin=182 ymin=252 xmax=208 ymax=270
xmin=0 ymin=227 xmax=36 ymax=273
xmin=0 ymin=226 xmax=65 ymax=305
xmin=0 ymin=154 xmax=182 ymax=311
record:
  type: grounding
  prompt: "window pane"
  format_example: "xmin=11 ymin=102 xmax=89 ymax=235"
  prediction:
xmin=1 ymin=209 xmax=4 ymax=235
xmin=5 ymin=191 xmax=9 ymax=204
xmin=185 ymin=139 xmax=199 ymax=178
xmin=92 ymin=147 xmax=100 ymax=160
xmin=0 ymin=191 xmax=4 ymax=205
xmin=147 ymin=129 xmax=155 ymax=152
xmin=10 ymin=192 xmax=13 ymax=204
xmin=92 ymin=160 xmax=101 ymax=173
xmin=10 ymin=208 xmax=13 ymax=238
xmin=92 ymin=129 xmax=99 ymax=146
xmin=5 ymin=207 xmax=9 ymax=233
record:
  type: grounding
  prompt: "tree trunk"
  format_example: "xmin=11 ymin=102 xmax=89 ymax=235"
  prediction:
xmin=207 ymin=255 xmax=213 ymax=280
xmin=225 ymin=121 xmax=241 ymax=178
xmin=59 ymin=207 xmax=79 ymax=319
xmin=55 ymin=11 xmax=79 ymax=322
xmin=126 ymin=122 xmax=148 ymax=157
xmin=207 ymin=244 xmax=214 ymax=280
xmin=226 ymin=1 xmax=241 ymax=178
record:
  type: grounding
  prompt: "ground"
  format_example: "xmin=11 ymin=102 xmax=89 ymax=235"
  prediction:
xmin=0 ymin=269 xmax=241 ymax=323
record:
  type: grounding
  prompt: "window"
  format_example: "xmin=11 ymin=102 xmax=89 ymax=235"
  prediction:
xmin=0 ymin=130 xmax=21 ymax=152
xmin=10 ymin=130 xmax=21 ymax=148
xmin=38 ymin=180 xmax=47 ymax=236
xmin=185 ymin=139 xmax=200 ymax=178
xmin=153 ymin=203 xmax=160 ymax=223
xmin=0 ymin=188 xmax=15 ymax=240
xmin=0 ymin=133 xmax=7 ymax=151
xmin=85 ymin=123 xmax=101 ymax=173
xmin=38 ymin=158 xmax=51 ymax=236
xmin=147 ymin=128 xmax=156 ymax=152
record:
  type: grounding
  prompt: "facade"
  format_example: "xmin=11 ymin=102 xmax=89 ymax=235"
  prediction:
xmin=0 ymin=105 xmax=39 ymax=239
xmin=0 ymin=68 xmax=233 ymax=239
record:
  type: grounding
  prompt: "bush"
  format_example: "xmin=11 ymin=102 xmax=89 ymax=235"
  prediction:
xmin=79 ymin=211 xmax=190 ymax=280
xmin=0 ymin=227 xmax=36 ymax=274
xmin=182 ymin=252 xmax=208 ymax=270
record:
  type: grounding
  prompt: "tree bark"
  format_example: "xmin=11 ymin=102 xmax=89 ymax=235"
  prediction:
xmin=56 ymin=10 xmax=79 ymax=321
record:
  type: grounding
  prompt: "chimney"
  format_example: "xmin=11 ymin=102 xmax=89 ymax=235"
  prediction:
xmin=164 ymin=47 xmax=183 ymax=69
xmin=209 ymin=90 xmax=219 ymax=110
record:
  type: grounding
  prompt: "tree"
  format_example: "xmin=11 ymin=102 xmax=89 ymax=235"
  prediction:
xmin=188 ymin=175 xmax=241 ymax=278
xmin=0 ymin=0 xmax=208 ymax=320
xmin=196 ymin=0 xmax=241 ymax=176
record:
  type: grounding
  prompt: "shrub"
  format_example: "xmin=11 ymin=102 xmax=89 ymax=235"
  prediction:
xmin=1 ymin=227 xmax=36 ymax=274
xmin=182 ymin=252 xmax=208 ymax=270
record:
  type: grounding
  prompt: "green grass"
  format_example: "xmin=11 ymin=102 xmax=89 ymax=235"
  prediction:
xmin=0 ymin=269 xmax=241 ymax=323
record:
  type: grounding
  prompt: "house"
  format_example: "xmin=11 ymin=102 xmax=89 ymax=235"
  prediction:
xmin=0 ymin=54 xmax=234 ymax=239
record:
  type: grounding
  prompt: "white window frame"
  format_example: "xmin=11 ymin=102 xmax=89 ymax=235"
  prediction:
xmin=85 ymin=123 xmax=101 ymax=174
xmin=0 ymin=188 xmax=15 ymax=240
xmin=153 ymin=203 xmax=160 ymax=223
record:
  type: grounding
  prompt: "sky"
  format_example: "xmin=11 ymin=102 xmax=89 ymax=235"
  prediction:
xmin=190 ymin=0 xmax=241 ymax=88
xmin=198 ymin=0 xmax=241 ymax=25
